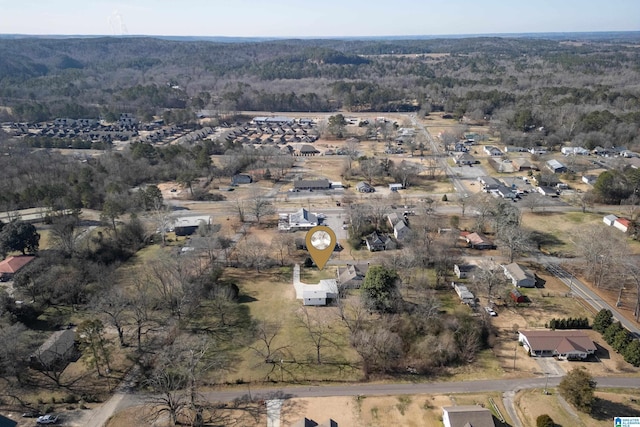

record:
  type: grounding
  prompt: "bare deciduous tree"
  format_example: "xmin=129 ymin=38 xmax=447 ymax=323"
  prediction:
xmin=474 ymin=260 xmax=507 ymax=302
xmin=296 ymin=306 xmax=336 ymax=365
xmin=572 ymin=225 xmax=627 ymax=288
xmin=351 ymin=327 xmax=403 ymax=378
xmin=498 ymin=224 xmax=533 ymax=263
xmin=249 ymin=192 xmax=274 ymax=225
xmin=49 ymin=213 xmax=81 ymax=256
xmin=270 ymin=233 xmax=294 ymax=266
xmin=93 ymin=289 xmax=129 ymax=347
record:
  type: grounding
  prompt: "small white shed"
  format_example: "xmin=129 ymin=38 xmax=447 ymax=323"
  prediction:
xmin=603 ymin=214 xmax=618 ymax=226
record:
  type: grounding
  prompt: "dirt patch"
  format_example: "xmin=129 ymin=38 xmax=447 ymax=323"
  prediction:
xmin=282 ymin=394 xmax=451 ymax=427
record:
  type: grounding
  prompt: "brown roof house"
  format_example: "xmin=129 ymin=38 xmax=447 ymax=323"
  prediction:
xmin=518 ymin=330 xmax=596 ymax=360
xmin=442 ymin=405 xmax=495 ymax=427
xmin=462 ymin=232 xmax=495 ymax=250
xmin=512 ymin=158 xmax=538 ymax=171
xmin=29 ymin=329 xmax=77 ymax=371
xmin=0 ymin=255 xmax=35 ymax=281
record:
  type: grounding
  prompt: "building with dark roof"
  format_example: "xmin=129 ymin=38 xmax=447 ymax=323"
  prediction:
xmin=29 ymin=330 xmax=77 ymax=370
xmin=294 ymin=179 xmax=331 ymax=191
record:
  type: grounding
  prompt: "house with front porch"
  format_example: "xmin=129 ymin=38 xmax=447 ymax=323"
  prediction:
xmin=518 ymin=330 xmax=596 ymax=360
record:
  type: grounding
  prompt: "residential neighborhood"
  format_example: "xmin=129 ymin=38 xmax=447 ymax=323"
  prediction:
xmin=1 ymin=29 xmax=640 ymax=427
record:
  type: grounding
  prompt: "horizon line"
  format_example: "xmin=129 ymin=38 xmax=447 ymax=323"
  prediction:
xmin=1 ymin=30 xmax=639 ymax=40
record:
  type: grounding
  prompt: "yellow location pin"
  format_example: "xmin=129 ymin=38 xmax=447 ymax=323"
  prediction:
xmin=305 ymin=225 xmax=337 ymax=270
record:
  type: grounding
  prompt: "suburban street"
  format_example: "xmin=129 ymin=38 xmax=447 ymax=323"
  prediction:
xmin=78 ymin=375 xmax=640 ymax=427
xmin=543 ymin=258 xmax=640 ymax=337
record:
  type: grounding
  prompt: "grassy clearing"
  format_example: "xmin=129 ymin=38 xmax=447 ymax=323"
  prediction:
xmin=221 ymin=267 xmax=361 ymax=384
xmin=515 ymin=388 xmax=640 ymax=427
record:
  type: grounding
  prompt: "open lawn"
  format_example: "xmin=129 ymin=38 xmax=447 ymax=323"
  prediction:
xmin=522 ymin=211 xmax=602 ymax=256
xmin=221 ymin=267 xmax=362 ymax=385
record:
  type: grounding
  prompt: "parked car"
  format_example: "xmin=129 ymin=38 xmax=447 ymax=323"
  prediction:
xmin=21 ymin=411 xmax=40 ymax=418
xmin=484 ymin=306 xmax=497 ymax=316
xmin=36 ymin=414 xmax=58 ymax=424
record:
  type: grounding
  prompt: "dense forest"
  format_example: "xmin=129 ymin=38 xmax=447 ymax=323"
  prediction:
xmin=0 ymin=36 xmax=639 ymax=152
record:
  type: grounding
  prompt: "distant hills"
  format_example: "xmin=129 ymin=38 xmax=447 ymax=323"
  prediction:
xmin=1 ymin=31 xmax=639 ymax=43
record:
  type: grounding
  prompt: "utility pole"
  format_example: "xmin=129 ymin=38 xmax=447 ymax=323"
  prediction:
xmin=543 ymin=372 xmax=550 ymax=395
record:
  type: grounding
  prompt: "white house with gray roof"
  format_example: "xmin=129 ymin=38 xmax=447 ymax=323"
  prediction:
xmin=502 ymin=262 xmax=536 ymax=288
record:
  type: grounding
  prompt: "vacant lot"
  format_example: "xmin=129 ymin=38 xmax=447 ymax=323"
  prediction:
xmin=222 ymin=267 xmax=362 ymax=385
xmin=515 ymin=388 xmax=640 ymax=427
xmin=105 ymin=392 xmax=511 ymax=427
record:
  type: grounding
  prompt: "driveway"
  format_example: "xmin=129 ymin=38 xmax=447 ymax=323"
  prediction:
xmin=535 ymin=356 xmax=565 ymax=377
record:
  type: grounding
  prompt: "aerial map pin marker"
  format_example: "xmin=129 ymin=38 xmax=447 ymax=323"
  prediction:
xmin=305 ymin=225 xmax=337 ymax=270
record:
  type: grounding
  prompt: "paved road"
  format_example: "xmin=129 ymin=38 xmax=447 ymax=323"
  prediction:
xmin=542 ymin=256 xmax=640 ymax=337
xmin=102 ymin=376 xmax=640 ymax=418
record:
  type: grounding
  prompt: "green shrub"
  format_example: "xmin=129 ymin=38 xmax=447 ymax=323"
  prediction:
xmin=64 ymin=394 xmax=78 ymax=404
xmin=536 ymin=414 xmax=554 ymax=427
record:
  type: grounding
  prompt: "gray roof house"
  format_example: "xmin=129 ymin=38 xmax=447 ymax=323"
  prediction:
xmin=365 ymin=231 xmax=394 ymax=251
xmin=502 ymin=262 xmax=536 ymax=288
xmin=496 ymin=185 xmax=517 ymax=199
xmin=546 ymin=159 xmax=567 ymax=173
xmin=30 ymin=329 xmax=76 ymax=370
xmin=453 ymin=283 xmax=476 ymax=306
xmin=453 ymin=152 xmax=477 ymax=165
xmin=0 ymin=414 xmax=17 ymax=427
xmin=387 ymin=212 xmax=403 ymax=228
xmin=289 ymin=208 xmax=318 ymax=230
xmin=337 ymin=263 xmax=369 ymax=289
xmin=454 ymin=264 xmax=475 ymax=279
xmin=483 ymin=145 xmax=503 ymax=156
xmin=174 ymin=215 xmax=212 ymax=236
xmin=231 ymin=174 xmax=252 ymax=185
xmin=442 ymin=405 xmax=495 ymax=427
xmin=294 ymin=179 xmax=331 ymax=191
xmin=477 ymin=176 xmax=501 ymax=191
xmin=393 ymin=220 xmax=411 ymax=240
xmin=356 ymin=181 xmax=375 ymax=193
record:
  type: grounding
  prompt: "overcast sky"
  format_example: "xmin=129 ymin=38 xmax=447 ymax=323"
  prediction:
xmin=0 ymin=0 xmax=638 ymax=37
